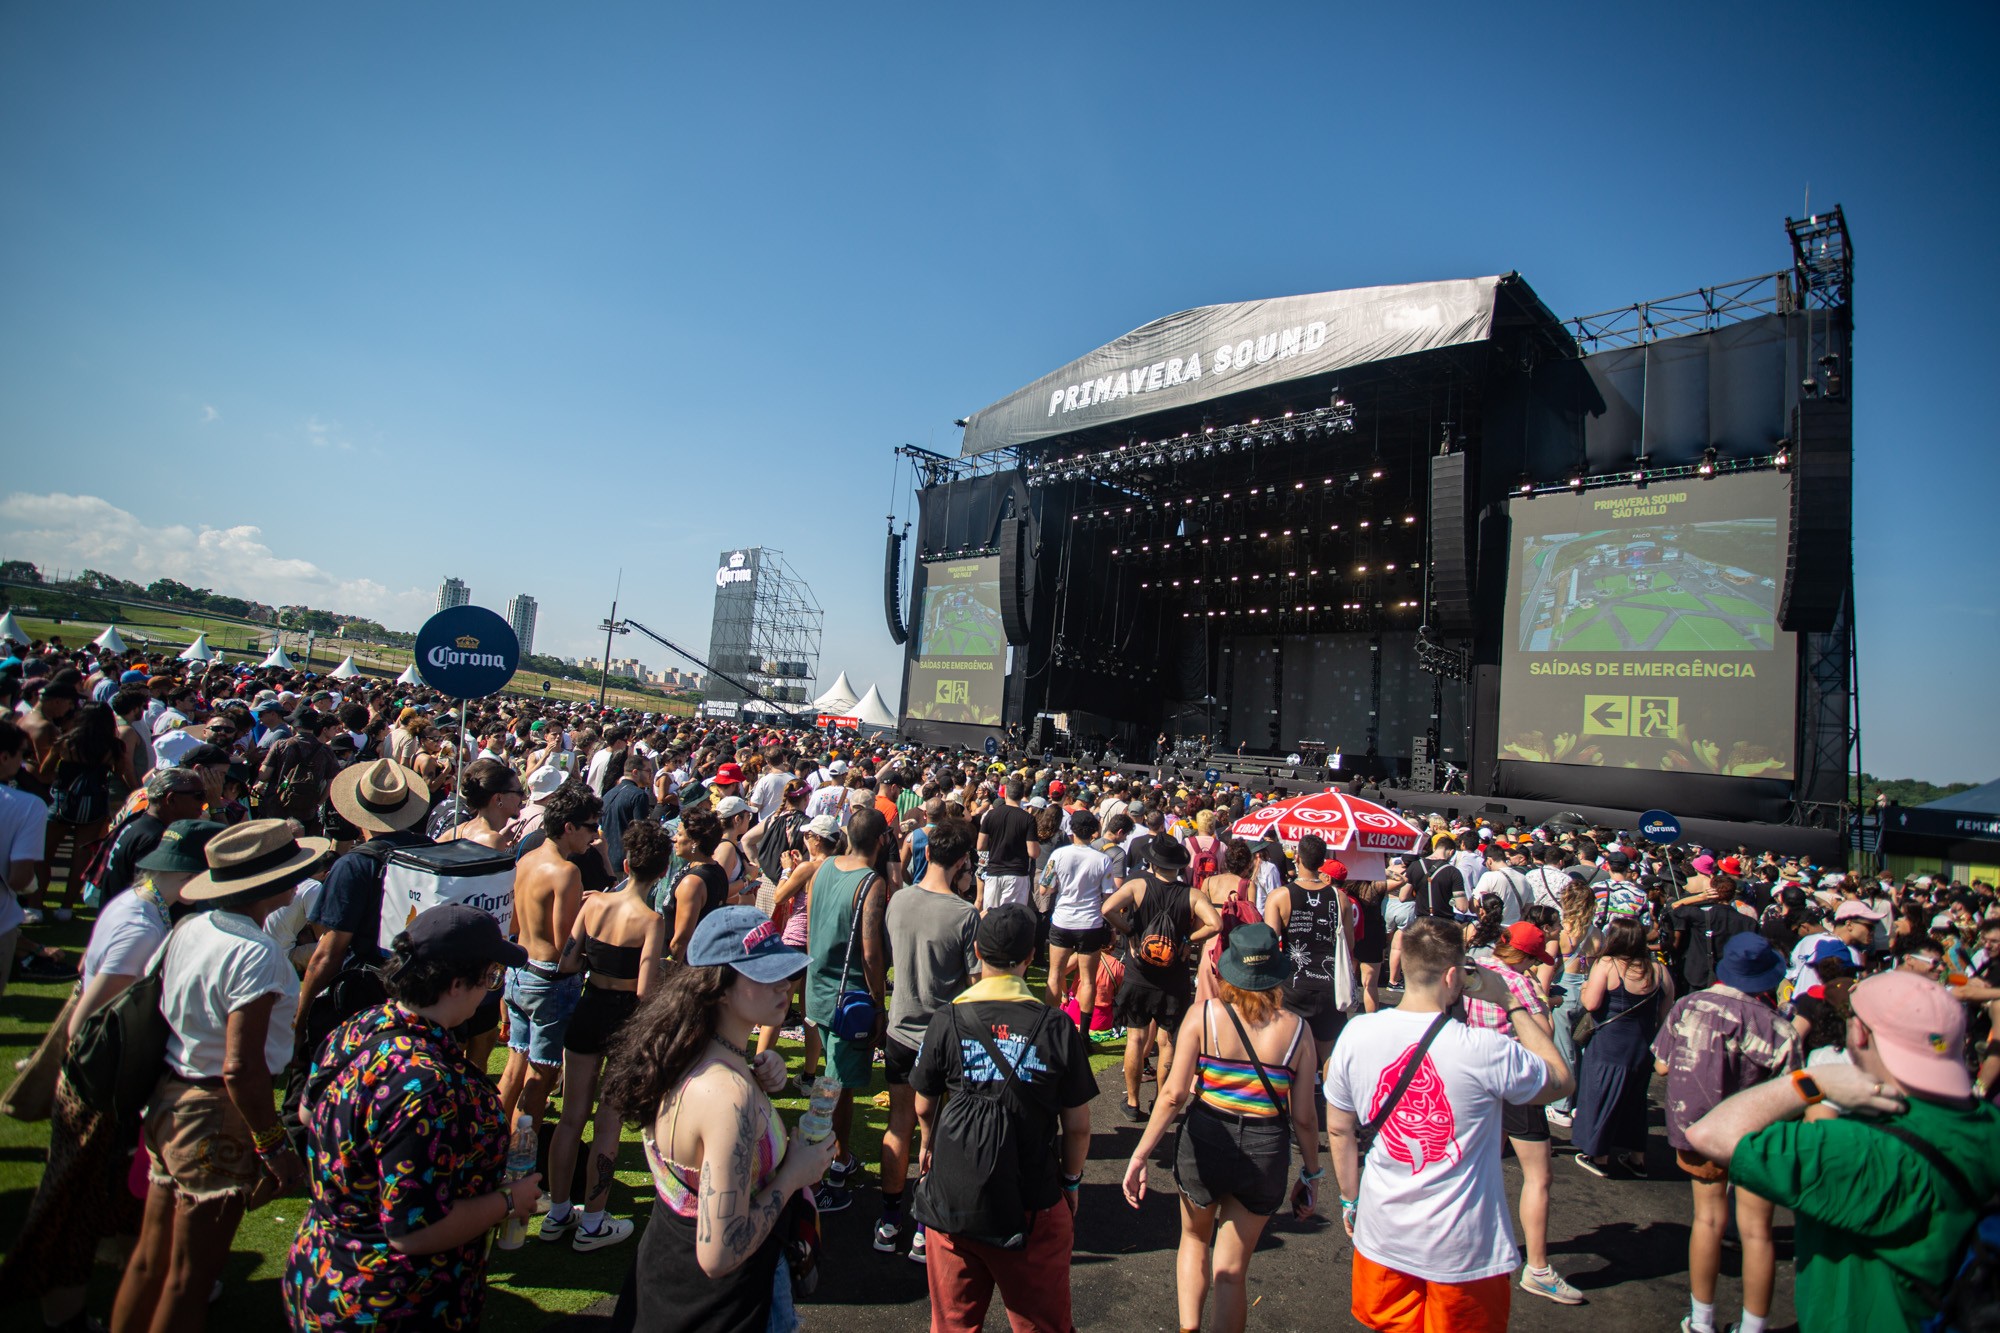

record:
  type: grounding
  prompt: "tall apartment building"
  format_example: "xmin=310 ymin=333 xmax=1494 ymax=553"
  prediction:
xmin=505 ymin=593 xmax=538 ymax=657
xmin=436 ymin=577 xmax=470 ymax=612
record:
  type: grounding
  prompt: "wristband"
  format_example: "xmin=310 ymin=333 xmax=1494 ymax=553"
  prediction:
xmin=1338 ymin=1196 xmax=1357 ymax=1209
xmin=251 ymin=1124 xmax=287 ymax=1153
xmin=1299 ymin=1167 xmax=1325 ymax=1181
xmin=1061 ymin=1171 xmax=1084 ymax=1188
xmin=1790 ymin=1069 xmax=1825 ymax=1106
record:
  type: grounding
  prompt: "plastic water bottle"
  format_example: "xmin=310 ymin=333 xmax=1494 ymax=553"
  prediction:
xmin=800 ymin=1075 xmax=841 ymax=1142
xmin=495 ymin=1112 xmax=536 ymax=1249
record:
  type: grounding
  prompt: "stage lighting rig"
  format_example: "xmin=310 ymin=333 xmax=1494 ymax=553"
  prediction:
xmin=1415 ymin=626 xmax=1469 ymax=681
xmin=1698 ymin=447 xmax=1718 ymax=479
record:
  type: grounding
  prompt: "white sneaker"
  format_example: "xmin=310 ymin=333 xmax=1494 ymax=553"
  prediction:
xmin=1519 ymin=1266 xmax=1583 ymax=1305
xmin=872 ymin=1218 xmax=900 ymax=1253
xmin=539 ymin=1211 xmax=578 ymax=1242
xmin=19 ymin=908 xmax=43 ymax=927
xmin=573 ymin=1216 xmax=635 ymax=1252
xmin=907 ymin=1227 xmax=928 ymax=1265
xmin=1545 ymin=1108 xmax=1573 ymax=1129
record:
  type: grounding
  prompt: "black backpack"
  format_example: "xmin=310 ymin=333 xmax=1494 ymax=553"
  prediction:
xmin=63 ymin=921 xmax=181 ymax=1145
xmin=912 ymin=1004 xmax=1054 ymax=1249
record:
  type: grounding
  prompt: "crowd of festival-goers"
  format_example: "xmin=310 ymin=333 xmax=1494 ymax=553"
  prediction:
xmin=0 ymin=637 xmax=1994 ymax=1333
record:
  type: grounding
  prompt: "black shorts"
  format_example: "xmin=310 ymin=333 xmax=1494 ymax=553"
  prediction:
xmin=564 ymin=986 xmax=641 ymax=1056
xmin=1174 ymin=1102 xmax=1291 ymax=1216
xmin=1281 ymin=987 xmax=1348 ymax=1045
xmin=1048 ymin=923 xmax=1112 ymax=953
xmin=883 ymin=1036 xmax=921 ymax=1087
xmin=1502 ymin=1099 xmax=1549 ymax=1143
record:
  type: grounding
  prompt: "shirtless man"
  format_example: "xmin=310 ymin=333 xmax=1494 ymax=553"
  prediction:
xmin=499 ymin=783 xmax=598 ymax=1135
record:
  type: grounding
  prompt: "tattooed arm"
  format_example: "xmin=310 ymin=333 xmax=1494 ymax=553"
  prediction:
xmin=691 ymin=1074 xmax=837 ymax=1278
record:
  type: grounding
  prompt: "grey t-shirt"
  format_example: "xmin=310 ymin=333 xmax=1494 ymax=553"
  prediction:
xmin=886 ymin=885 xmax=980 ymax=1053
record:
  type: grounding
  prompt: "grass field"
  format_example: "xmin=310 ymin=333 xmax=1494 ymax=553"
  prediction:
xmin=0 ymin=916 xmax=1122 ymax=1328
xmin=1627 ymin=589 xmax=1707 ymax=612
xmin=1609 ymin=605 xmax=1666 ymax=644
xmin=1707 ymin=594 xmax=1772 ymax=621
xmin=6 ymin=609 xmax=692 ymax=715
xmin=1658 ymin=614 xmax=1753 ymax=651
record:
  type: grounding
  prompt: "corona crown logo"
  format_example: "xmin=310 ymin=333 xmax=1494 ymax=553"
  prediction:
xmin=455 ymin=634 xmax=480 ymax=650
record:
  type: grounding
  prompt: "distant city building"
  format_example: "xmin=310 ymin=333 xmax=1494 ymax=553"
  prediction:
xmin=505 ymin=593 xmax=538 ymax=656
xmin=436 ymin=577 xmax=470 ymax=612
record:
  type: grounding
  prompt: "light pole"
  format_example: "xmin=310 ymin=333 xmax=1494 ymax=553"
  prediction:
xmin=596 ymin=569 xmax=629 ymax=710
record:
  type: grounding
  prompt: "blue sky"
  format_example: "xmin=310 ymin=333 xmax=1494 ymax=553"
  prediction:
xmin=1 ymin=3 xmax=1993 ymax=782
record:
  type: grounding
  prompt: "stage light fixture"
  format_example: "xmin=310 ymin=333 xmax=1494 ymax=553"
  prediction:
xmin=1698 ymin=447 xmax=1718 ymax=479
xmin=1370 ymin=469 xmax=1383 ymax=479
xmin=1518 ymin=477 xmax=1534 ymax=496
xmin=1774 ymin=444 xmax=1791 ymax=471
xmin=1569 ymin=475 xmax=1586 ymax=494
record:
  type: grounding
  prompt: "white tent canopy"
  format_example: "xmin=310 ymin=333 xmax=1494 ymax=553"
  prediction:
xmin=396 ymin=664 xmax=422 ymax=685
xmin=329 ymin=656 xmax=362 ymax=679
xmin=0 ymin=610 xmax=24 ymax=649
xmin=92 ymin=624 xmax=129 ymax=656
xmin=178 ymin=633 xmax=214 ymax=662
xmin=850 ymin=684 xmax=899 ymax=732
xmin=811 ymin=671 xmax=860 ymax=715
xmin=261 ymin=645 xmax=295 ymax=669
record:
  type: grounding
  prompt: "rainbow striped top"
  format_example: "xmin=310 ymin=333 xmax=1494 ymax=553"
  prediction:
xmin=1194 ymin=1003 xmax=1306 ymax=1118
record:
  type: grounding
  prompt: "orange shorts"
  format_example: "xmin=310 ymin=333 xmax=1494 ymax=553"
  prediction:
xmin=1351 ymin=1250 xmax=1511 ymax=1333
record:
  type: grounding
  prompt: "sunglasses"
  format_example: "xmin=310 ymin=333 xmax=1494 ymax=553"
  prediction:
xmin=482 ymin=962 xmax=507 ymax=990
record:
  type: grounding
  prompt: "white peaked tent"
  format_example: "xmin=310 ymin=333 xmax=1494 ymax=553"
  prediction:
xmin=178 ymin=633 xmax=215 ymax=662
xmin=850 ymin=684 xmax=899 ymax=732
xmin=93 ymin=624 xmax=129 ymax=655
xmin=261 ymin=644 xmax=295 ymax=669
xmin=811 ymin=671 xmax=861 ymax=715
xmin=329 ymin=656 xmax=362 ymax=679
xmin=396 ymin=664 xmax=423 ymax=686
xmin=0 ymin=610 xmax=24 ymax=649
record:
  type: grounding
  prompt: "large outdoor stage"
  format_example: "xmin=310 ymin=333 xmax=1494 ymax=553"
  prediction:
xmin=886 ymin=211 xmax=1857 ymax=851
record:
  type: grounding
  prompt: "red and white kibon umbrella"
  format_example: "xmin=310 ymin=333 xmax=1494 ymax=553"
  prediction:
xmin=1229 ymin=789 xmax=1425 ymax=855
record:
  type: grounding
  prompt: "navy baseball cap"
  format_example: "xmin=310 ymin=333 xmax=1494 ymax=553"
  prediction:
xmin=401 ymin=904 xmax=527 ymax=970
xmin=687 ymin=905 xmax=810 ymax=983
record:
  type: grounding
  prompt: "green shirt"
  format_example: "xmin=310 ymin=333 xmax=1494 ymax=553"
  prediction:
xmin=1730 ymin=1094 xmax=2000 ymax=1332
xmin=804 ymin=862 xmax=878 ymax=1027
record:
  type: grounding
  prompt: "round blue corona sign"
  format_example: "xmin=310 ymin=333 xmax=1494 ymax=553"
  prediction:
xmin=414 ymin=605 xmax=520 ymax=699
xmin=1638 ymin=809 xmax=1683 ymax=844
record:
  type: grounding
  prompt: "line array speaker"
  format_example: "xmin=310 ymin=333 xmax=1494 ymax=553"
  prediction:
xmin=883 ymin=530 xmax=908 ymax=645
xmin=1780 ymin=398 xmax=1852 ymax=633
xmin=1428 ymin=453 xmax=1474 ymax=634
xmin=999 ymin=517 xmax=1030 ymax=645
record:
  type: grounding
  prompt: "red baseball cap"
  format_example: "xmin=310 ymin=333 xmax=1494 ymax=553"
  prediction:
xmin=1851 ymin=970 xmax=1972 ymax=1100
xmin=1048 ymin=781 xmax=1065 ymax=795
xmin=1504 ymin=922 xmax=1554 ymax=966
xmin=1323 ymin=858 xmax=1349 ymax=882
xmin=714 ymin=762 xmax=744 ymax=785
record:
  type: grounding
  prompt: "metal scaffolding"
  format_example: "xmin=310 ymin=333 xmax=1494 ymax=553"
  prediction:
xmin=703 ymin=548 xmax=824 ymax=710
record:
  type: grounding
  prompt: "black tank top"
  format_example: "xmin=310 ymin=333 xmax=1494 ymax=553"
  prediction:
xmin=1284 ymin=883 xmax=1342 ymax=993
xmin=680 ymin=861 xmax=729 ymax=920
xmin=584 ymin=935 xmax=645 ymax=980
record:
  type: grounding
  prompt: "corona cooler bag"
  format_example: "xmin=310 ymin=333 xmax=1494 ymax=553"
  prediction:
xmin=377 ymin=840 xmax=517 ymax=952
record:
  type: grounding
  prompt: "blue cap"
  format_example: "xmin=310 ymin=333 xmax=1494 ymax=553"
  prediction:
xmin=686 ymin=905 xmax=810 ymax=983
xmin=120 ymin=669 xmax=148 ymax=683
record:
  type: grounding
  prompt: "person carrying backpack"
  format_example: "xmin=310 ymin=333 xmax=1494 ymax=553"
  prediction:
xmin=1687 ymin=970 xmax=2000 ymax=1333
xmin=1104 ymin=839 xmax=1224 ymax=1123
xmin=1184 ymin=809 xmax=1223 ymax=890
xmin=911 ymin=904 xmax=1097 ymax=1333
xmin=255 ymin=712 xmax=341 ymax=834
xmin=1262 ymin=834 xmax=1359 ymax=1085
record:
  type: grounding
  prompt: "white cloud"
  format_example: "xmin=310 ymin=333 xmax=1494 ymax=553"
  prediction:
xmin=304 ymin=416 xmax=354 ymax=451
xmin=0 ymin=492 xmax=431 ymax=628
xmin=200 ymin=404 xmax=220 ymax=424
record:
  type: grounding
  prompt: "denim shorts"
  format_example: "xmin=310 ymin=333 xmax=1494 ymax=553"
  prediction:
xmin=504 ymin=966 xmax=583 ymax=1066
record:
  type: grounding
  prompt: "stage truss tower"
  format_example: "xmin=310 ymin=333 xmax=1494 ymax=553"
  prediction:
xmin=703 ymin=548 xmax=824 ymax=712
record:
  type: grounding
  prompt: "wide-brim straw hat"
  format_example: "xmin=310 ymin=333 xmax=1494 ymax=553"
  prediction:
xmin=330 ymin=758 xmax=432 ymax=833
xmin=182 ymin=818 xmax=332 ymax=902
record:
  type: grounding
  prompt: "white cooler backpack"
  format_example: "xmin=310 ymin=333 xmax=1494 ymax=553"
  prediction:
xmin=377 ymin=841 xmax=518 ymax=951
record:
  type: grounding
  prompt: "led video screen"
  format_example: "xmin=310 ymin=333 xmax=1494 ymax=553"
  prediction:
xmin=1497 ymin=473 xmax=1796 ymax=779
xmin=905 ymin=556 xmax=1006 ymax=726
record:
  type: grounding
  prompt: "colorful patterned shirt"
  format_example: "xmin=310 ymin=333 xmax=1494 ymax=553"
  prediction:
xmin=283 ymin=1004 xmax=506 ymax=1331
xmin=1460 ymin=957 xmax=1548 ymax=1039
xmin=1650 ymin=984 xmax=1798 ymax=1151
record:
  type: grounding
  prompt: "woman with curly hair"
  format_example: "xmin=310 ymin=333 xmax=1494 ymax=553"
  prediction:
xmin=599 ymin=907 xmax=837 ymax=1333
